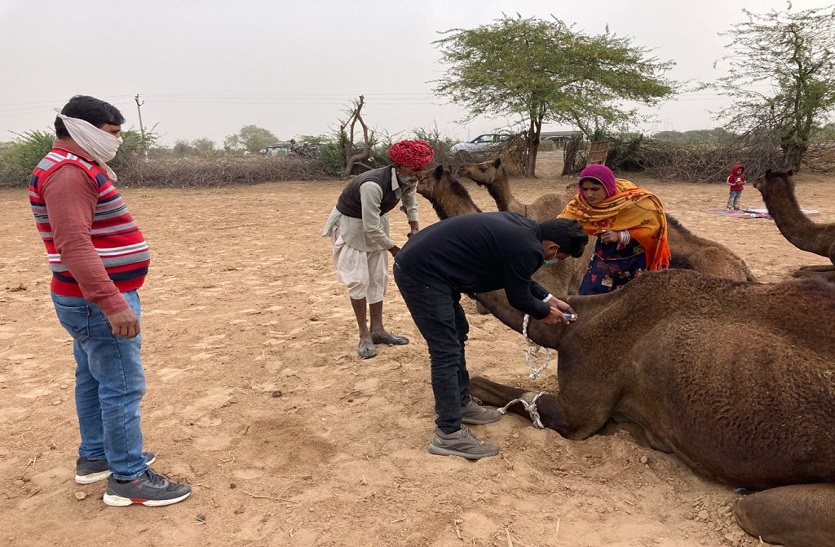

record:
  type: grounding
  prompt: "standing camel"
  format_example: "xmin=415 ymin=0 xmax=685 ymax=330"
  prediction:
xmin=416 ymin=164 xmax=481 ymax=218
xmin=458 ymin=158 xmax=756 ymax=282
xmin=753 ymin=169 xmax=835 ymax=281
xmin=417 ymin=165 xmax=590 ymax=296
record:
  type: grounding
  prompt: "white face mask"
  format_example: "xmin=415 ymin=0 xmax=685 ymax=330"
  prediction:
xmin=56 ymin=113 xmax=123 ymax=180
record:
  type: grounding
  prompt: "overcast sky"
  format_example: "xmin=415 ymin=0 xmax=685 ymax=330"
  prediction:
xmin=0 ymin=0 xmax=830 ymax=147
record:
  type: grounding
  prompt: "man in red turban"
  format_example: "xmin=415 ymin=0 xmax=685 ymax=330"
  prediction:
xmin=322 ymin=139 xmax=435 ymax=359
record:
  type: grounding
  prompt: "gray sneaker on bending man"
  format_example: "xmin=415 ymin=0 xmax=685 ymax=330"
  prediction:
xmin=459 ymin=396 xmax=502 ymax=425
xmin=428 ymin=426 xmax=500 ymax=460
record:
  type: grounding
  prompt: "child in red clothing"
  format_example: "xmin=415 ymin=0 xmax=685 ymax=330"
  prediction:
xmin=726 ymin=164 xmax=746 ymax=210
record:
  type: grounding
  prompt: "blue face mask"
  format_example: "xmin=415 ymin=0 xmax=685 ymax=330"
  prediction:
xmin=543 ymin=258 xmax=560 ymax=266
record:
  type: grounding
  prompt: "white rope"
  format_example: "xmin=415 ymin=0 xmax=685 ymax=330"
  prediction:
xmin=496 ymin=391 xmax=546 ymax=429
xmin=522 ymin=314 xmax=552 ymax=379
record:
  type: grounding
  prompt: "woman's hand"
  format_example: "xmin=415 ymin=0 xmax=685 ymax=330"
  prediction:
xmin=595 ymin=229 xmax=619 ymax=244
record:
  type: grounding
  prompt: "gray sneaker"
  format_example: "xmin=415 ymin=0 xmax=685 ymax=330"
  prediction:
xmin=427 ymin=427 xmax=500 ymax=460
xmin=460 ymin=397 xmax=502 ymax=425
xmin=75 ymin=452 xmax=156 ymax=485
xmin=103 ymin=468 xmax=192 ymax=507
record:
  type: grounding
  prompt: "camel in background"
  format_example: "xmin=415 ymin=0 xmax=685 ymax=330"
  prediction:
xmin=471 ymin=269 xmax=835 ymax=547
xmin=458 ymin=158 xmax=756 ymax=282
xmin=415 ymin=164 xmax=481 ymax=219
xmin=753 ymin=169 xmax=835 ymax=282
xmin=417 ymin=165 xmax=590 ymax=297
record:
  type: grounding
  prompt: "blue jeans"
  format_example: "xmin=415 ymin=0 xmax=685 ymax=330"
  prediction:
xmin=51 ymin=290 xmax=147 ymax=480
xmin=393 ymin=264 xmax=470 ymax=433
xmin=727 ymin=190 xmax=742 ymax=209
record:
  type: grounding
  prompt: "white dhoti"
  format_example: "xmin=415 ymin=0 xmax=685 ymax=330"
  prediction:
xmin=330 ymin=225 xmax=388 ymax=303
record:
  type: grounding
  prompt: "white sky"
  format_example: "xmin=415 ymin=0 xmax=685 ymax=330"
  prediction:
xmin=0 ymin=0 xmax=830 ymax=146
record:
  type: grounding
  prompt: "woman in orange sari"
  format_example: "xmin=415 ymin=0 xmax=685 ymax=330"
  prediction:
xmin=558 ymin=164 xmax=670 ymax=295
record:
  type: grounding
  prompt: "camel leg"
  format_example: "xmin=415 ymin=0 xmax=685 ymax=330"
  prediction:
xmin=791 ymin=265 xmax=835 ymax=283
xmin=734 ymin=484 xmax=835 ymax=547
xmin=794 ymin=264 xmax=835 ymax=273
xmin=470 ymin=376 xmax=533 ymax=406
xmin=470 ymin=377 xmax=570 ymax=433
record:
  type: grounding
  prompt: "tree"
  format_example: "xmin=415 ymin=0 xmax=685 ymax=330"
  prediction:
xmin=433 ymin=14 xmax=675 ymax=176
xmin=192 ymin=138 xmax=217 ymax=157
xmin=223 ymin=125 xmax=278 ymax=153
xmin=712 ymin=3 xmax=835 ymax=171
xmin=340 ymin=95 xmax=376 ymax=176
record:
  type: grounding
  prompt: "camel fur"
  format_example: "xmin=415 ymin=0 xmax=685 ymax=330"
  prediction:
xmin=416 ymin=164 xmax=481 ymax=219
xmin=753 ymin=169 xmax=835 ymax=282
xmin=418 ymin=164 xmax=592 ymax=297
xmin=470 ymin=269 xmax=835 ymax=547
xmin=458 ymin=158 xmax=756 ymax=282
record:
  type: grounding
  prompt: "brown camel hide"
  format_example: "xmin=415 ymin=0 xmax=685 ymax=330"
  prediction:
xmin=471 ymin=269 xmax=835 ymax=547
xmin=754 ymin=169 xmax=835 ymax=282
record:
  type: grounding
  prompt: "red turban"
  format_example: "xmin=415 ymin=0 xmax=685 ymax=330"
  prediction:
xmin=388 ymin=139 xmax=434 ymax=169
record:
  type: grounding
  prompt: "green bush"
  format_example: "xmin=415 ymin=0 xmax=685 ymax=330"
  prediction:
xmin=0 ymin=127 xmax=157 ymax=188
xmin=0 ymin=130 xmax=56 ymax=187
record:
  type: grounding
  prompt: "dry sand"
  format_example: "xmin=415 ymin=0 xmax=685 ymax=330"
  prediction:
xmin=1 ymin=154 xmax=832 ymax=546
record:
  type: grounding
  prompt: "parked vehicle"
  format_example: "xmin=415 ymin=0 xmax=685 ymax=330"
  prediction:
xmin=289 ymin=139 xmax=320 ymax=159
xmin=450 ymin=133 xmax=512 ymax=154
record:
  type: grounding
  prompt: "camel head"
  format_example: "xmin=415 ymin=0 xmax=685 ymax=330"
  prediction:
xmin=457 ymin=158 xmax=504 ymax=188
xmin=753 ymin=169 xmax=795 ymax=195
xmin=416 ymin=164 xmax=482 ymax=220
xmin=417 ymin=164 xmax=456 ymax=202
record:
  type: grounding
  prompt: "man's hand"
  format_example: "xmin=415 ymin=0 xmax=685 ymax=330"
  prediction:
xmin=545 ymin=296 xmax=577 ymax=325
xmin=540 ymin=307 xmax=563 ymax=325
xmin=107 ymin=307 xmax=141 ymax=338
xmin=388 ymin=244 xmax=401 ymax=257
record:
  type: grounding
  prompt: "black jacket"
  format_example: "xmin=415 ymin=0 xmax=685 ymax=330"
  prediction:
xmin=395 ymin=212 xmax=551 ymax=319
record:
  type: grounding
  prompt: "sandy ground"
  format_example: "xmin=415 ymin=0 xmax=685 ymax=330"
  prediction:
xmin=1 ymin=154 xmax=832 ymax=547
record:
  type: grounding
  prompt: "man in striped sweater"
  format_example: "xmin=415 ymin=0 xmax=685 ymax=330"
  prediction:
xmin=28 ymin=95 xmax=190 ymax=507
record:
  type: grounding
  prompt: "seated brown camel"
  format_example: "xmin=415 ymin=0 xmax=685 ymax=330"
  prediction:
xmin=471 ymin=269 xmax=835 ymax=547
xmin=753 ymin=169 xmax=835 ymax=282
xmin=458 ymin=158 xmax=756 ymax=282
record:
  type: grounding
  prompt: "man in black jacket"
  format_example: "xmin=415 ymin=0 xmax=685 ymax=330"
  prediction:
xmin=394 ymin=212 xmax=588 ymax=459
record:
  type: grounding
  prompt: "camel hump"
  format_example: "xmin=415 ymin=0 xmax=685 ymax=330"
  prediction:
xmin=735 ymin=484 xmax=835 ymax=547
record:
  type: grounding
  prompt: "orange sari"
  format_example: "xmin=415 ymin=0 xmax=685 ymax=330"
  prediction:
xmin=558 ymin=179 xmax=671 ymax=271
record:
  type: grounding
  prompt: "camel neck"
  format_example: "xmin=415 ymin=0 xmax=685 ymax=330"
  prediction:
xmin=761 ymin=182 xmax=821 ymax=253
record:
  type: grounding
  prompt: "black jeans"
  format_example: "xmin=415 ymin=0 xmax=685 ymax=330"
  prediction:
xmin=394 ymin=264 xmax=470 ymax=433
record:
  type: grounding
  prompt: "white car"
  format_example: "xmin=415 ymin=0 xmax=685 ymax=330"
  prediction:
xmin=450 ymin=133 xmax=513 ymax=154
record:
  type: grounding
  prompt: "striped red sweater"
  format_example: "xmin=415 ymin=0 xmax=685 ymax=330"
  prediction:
xmin=29 ymin=143 xmax=149 ymax=313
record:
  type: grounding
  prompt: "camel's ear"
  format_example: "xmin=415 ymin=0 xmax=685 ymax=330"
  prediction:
xmin=433 ymin=164 xmax=444 ymax=180
xmin=765 ymin=169 xmax=772 ymax=177
xmin=787 ymin=169 xmax=794 ymax=176
xmin=492 ymin=157 xmax=502 ymax=168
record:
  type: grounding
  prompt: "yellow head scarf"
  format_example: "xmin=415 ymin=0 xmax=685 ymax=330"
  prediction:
xmin=558 ymin=179 xmax=671 ymax=271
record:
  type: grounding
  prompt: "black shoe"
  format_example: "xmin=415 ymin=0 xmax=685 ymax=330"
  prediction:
xmin=75 ymin=452 xmax=156 ymax=485
xmin=103 ymin=468 xmax=191 ymax=507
